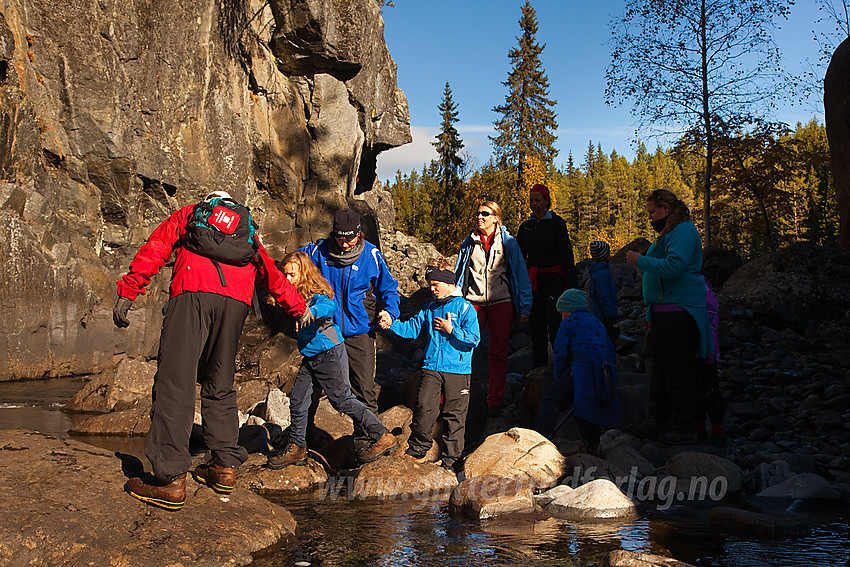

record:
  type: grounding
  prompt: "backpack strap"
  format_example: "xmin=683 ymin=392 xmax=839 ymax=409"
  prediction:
xmin=210 ymin=258 xmax=227 ymax=287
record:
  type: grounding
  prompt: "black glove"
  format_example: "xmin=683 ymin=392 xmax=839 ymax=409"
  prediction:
xmin=113 ymin=297 xmax=132 ymax=328
xmin=297 ymin=306 xmax=315 ymax=328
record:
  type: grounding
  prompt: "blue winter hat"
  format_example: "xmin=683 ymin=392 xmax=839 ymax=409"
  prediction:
xmin=556 ymin=289 xmax=587 ymax=313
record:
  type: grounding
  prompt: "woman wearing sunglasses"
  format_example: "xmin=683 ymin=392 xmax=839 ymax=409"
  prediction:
xmin=454 ymin=201 xmax=532 ymax=417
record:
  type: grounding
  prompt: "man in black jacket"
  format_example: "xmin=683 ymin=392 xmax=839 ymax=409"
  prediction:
xmin=517 ymin=184 xmax=579 ymax=369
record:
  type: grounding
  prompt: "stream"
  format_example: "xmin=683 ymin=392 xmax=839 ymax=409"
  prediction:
xmin=1 ymin=377 xmax=848 ymax=566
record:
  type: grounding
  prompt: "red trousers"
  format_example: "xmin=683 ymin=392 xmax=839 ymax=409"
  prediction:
xmin=474 ymin=301 xmax=515 ymax=408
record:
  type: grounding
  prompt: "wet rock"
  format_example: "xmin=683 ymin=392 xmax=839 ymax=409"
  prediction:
xmin=534 ymin=484 xmax=574 ymax=507
xmin=352 ymin=455 xmax=456 ymax=501
xmin=449 ymin=475 xmax=536 ymax=520
xmin=65 ymin=357 xmax=155 ymax=413
xmin=756 ymin=472 xmax=842 ymax=501
xmin=599 ymin=549 xmax=695 ymax=567
xmin=661 ymin=451 xmax=743 ymax=495
xmin=709 ymin=506 xmax=809 ymax=538
xmin=0 ymin=430 xmax=295 ymax=566
xmin=544 ymin=478 xmax=638 ymax=520
xmin=464 ymin=428 xmax=565 ymax=490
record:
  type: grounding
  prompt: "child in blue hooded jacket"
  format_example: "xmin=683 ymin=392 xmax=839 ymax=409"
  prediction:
xmin=267 ymin=251 xmax=397 ymax=469
xmin=380 ymin=259 xmax=480 ymax=471
xmin=536 ymin=289 xmax=621 ymax=453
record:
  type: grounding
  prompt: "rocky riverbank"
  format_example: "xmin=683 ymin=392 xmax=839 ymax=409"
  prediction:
xmin=9 ymin=239 xmax=850 ymax=566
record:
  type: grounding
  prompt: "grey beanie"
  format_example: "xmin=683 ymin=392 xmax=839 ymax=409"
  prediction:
xmin=589 ymin=240 xmax=610 ymax=262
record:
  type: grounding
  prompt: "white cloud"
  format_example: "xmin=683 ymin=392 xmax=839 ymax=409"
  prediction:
xmin=376 ymin=126 xmax=439 ymax=181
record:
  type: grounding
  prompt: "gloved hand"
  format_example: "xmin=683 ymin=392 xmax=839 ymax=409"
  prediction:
xmin=297 ymin=306 xmax=315 ymax=329
xmin=113 ymin=297 xmax=133 ymax=328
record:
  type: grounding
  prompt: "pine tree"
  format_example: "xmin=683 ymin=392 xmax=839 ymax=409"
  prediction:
xmin=491 ymin=0 xmax=558 ymax=224
xmin=431 ymin=82 xmax=466 ymax=253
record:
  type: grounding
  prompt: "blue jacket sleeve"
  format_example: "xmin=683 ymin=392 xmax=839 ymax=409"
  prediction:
xmin=504 ymin=233 xmax=533 ymax=315
xmin=447 ymin=300 xmax=480 ymax=350
xmin=309 ymin=294 xmax=336 ymax=319
xmin=388 ymin=309 xmax=427 ymax=339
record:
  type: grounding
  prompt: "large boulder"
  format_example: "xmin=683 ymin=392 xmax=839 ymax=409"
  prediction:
xmin=0 ymin=430 xmax=296 ymax=566
xmin=350 ymin=454 xmax=456 ymax=501
xmin=463 ymin=428 xmax=565 ymax=490
xmin=65 ymin=357 xmax=155 ymax=413
xmin=718 ymin=243 xmax=850 ymax=325
xmin=544 ymin=478 xmax=638 ymax=520
xmin=449 ymin=475 xmax=536 ymax=520
xmin=0 ymin=0 xmax=410 ymax=381
xmin=825 ymin=36 xmax=850 ymax=251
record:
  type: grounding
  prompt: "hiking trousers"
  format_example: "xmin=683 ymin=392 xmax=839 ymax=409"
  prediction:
xmin=145 ymin=292 xmax=249 ymax=484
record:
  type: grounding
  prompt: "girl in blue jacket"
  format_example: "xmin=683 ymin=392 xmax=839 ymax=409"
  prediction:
xmin=267 ymin=251 xmax=397 ymax=469
xmin=380 ymin=259 xmax=480 ymax=471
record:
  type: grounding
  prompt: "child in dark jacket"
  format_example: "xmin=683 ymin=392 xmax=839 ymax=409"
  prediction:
xmin=536 ymin=289 xmax=621 ymax=452
xmin=380 ymin=259 xmax=480 ymax=471
xmin=267 ymin=251 xmax=397 ymax=469
xmin=587 ymin=240 xmax=619 ymax=344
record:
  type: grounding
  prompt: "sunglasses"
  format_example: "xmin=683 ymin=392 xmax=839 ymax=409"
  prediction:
xmin=475 ymin=211 xmax=493 ymax=217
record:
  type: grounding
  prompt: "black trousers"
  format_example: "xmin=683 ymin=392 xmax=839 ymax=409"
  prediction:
xmin=344 ymin=332 xmax=379 ymax=452
xmin=648 ymin=310 xmax=700 ymax=432
xmin=530 ymin=273 xmax=567 ymax=368
xmin=145 ymin=292 xmax=249 ymax=484
xmin=407 ymin=369 xmax=470 ymax=467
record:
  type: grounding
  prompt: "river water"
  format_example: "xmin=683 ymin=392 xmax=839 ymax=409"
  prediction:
xmin=2 ymin=378 xmax=849 ymax=567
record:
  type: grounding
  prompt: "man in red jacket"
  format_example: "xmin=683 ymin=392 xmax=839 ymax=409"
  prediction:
xmin=113 ymin=190 xmax=306 ymax=510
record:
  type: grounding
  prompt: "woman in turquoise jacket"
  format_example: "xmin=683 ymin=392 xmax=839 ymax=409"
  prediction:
xmin=626 ymin=189 xmax=711 ymax=444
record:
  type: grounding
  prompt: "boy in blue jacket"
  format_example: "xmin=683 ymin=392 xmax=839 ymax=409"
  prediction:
xmin=380 ymin=259 xmax=480 ymax=471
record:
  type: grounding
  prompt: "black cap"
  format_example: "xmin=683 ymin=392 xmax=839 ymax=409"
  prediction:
xmin=333 ymin=209 xmax=361 ymax=238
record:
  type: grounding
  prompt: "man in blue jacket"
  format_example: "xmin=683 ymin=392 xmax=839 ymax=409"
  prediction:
xmin=301 ymin=209 xmax=400 ymax=455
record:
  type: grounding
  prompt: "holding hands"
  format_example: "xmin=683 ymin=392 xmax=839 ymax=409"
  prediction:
xmin=378 ymin=310 xmax=393 ymax=330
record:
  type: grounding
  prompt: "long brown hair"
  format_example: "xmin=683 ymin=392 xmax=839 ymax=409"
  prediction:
xmin=281 ymin=251 xmax=334 ymax=300
xmin=647 ymin=189 xmax=690 ymax=238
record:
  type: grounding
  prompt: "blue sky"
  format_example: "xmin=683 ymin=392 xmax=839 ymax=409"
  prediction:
xmin=376 ymin=0 xmax=828 ymax=182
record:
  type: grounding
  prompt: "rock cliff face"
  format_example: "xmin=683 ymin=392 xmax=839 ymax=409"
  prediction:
xmin=0 ymin=0 xmax=410 ymax=380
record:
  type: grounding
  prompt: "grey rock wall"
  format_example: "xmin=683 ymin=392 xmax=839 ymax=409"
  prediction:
xmin=0 ymin=0 xmax=410 ymax=380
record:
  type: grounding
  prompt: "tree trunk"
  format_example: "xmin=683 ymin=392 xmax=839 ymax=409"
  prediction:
xmin=825 ymin=37 xmax=850 ymax=251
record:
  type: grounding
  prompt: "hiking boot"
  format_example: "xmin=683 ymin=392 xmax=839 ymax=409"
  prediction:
xmin=192 ymin=461 xmax=237 ymax=494
xmin=125 ymin=473 xmax=186 ymax=511
xmin=267 ymin=444 xmax=307 ymax=469
xmin=358 ymin=432 xmax=398 ymax=463
xmin=403 ymin=449 xmax=429 ymax=464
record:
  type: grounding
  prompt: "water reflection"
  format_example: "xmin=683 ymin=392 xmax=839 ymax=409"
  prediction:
xmin=259 ymin=492 xmax=656 ymax=567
